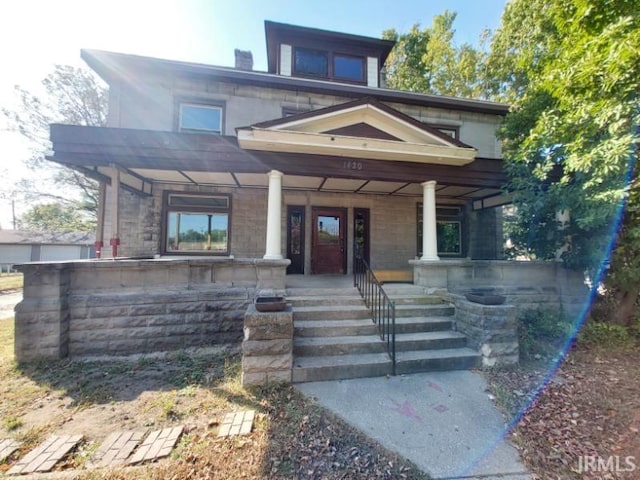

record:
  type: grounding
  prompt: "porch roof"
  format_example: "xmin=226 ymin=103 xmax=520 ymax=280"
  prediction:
xmin=48 ymin=123 xmax=510 ymax=208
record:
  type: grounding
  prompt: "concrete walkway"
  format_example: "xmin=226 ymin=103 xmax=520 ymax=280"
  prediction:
xmin=296 ymin=371 xmax=531 ymax=480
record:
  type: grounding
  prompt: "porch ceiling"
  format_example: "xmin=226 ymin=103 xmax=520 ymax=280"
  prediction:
xmin=101 ymin=166 xmax=503 ymax=203
xmin=48 ymin=124 xmax=510 ymax=207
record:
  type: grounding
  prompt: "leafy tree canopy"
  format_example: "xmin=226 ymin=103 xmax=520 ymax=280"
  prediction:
xmin=18 ymin=202 xmax=95 ymax=233
xmin=382 ymin=11 xmax=489 ymax=99
xmin=491 ymin=0 xmax=640 ymax=323
xmin=2 ymin=65 xmax=108 ymax=219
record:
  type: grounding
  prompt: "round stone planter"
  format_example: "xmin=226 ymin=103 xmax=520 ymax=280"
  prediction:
xmin=464 ymin=292 xmax=506 ymax=305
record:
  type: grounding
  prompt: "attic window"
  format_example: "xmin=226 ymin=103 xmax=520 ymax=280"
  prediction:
xmin=334 ymin=54 xmax=364 ymax=81
xmin=292 ymin=47 xmax=366 ymax=84
xmin=294 ymin=48 xmax=328 ymax=77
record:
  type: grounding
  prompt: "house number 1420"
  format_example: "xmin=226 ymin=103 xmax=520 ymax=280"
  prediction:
xmin=343 ymin=160 xmax=363 ymax=170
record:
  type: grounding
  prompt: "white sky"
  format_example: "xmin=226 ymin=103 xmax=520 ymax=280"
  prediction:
xmin=0 ymin=0 xmax=507 ymax=229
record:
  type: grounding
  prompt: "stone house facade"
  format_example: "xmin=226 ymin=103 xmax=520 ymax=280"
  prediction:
xmin=51 ymin=21 xmax=510 ymax=272
xmin=15 ymin=21 xmax=586 ymax=368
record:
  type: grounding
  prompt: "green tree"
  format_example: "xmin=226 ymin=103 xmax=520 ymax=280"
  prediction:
xmin=2 ymin=65 xmax=108 ymax=218
xmin=382 ymin=11 xmax=488 ymax=99
xmin=19 ymin=202 xmax=94 ymax=233
xmin=491 ymin=0 xmax=640 ymax=324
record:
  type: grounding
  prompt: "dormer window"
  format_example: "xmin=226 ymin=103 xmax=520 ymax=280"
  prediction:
xmin=266 ymin=21 xmax=394 ymax=87
xmin=292 ymin=47 xmax=365 ymax=84
xmin=294 ymin=48 xmax=328 ymax=77
xmin=333 ymin=54 xmax=365 ymax=81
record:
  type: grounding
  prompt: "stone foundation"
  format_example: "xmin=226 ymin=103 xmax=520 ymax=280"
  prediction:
xmin=242 ymin=304 xmax=293 ymax=386
xmin=14 ymin=257 xmax=289 ymax=362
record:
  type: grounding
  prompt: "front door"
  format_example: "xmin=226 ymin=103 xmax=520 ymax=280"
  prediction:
xmin=312 ymin=207 xmax=347 ymax=274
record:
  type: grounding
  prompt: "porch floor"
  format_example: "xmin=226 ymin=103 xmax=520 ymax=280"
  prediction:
xmin=285 ymin=274 xmax=418 ymax=290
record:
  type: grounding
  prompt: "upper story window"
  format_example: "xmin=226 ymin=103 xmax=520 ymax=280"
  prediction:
xmin=431 ymin=125 xmax=460 ymax=141
xmin=333 ymin=54 xmax=364 ymax=81
xmin=178 ymin=103 xmax=223 ymax=134
xmin=292 ymin=47 xmax=366 ymax=84
xmin=294 ymin=48 xmax=328 ymax=77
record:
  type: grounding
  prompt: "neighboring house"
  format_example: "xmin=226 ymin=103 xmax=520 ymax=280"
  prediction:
xmin=0 ymin=230 xmax=94 ymax=272
xmin=48 ymin=20 xmax=509 ymax=271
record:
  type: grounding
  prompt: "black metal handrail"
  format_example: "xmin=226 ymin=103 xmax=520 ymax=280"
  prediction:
xmin=353 ymin=249 xmax=396 ymax=375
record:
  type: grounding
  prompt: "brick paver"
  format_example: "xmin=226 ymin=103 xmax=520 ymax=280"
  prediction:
xmin=7 ymin=434 xmax=82 ymax=475
xmin=218 ymin=410 xmax=255 ymax=437
xmin=0 ymin=439 xmax=20 ymax=462
xmin=128 ymin=426 xmax=183 ymax=465
xmin=88 ymin=430 xmax=145 ymax=468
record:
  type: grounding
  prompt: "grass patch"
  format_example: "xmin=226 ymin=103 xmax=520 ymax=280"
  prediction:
xmin=3 ymin=416 xmax=22 ymax=431
xmin=0 ymin=273 xmax=22 ymax=292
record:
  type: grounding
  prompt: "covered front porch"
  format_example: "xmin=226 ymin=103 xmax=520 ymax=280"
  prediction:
xmin=47 ymin=99 xmax=510 ymax=275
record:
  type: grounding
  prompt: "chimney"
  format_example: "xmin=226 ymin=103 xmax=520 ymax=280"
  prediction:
xmin=234 ymin=49 xmax=253 ymax=71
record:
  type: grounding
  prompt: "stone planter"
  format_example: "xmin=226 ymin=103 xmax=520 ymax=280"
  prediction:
xmin=464 ymin=292 xmax=506 ymax=305
xmin=255 ymin=296 xmax=286 ymax=312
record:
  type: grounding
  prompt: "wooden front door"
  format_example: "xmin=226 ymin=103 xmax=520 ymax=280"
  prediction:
xmin=312 ymin=208 xmax=347 ymax=274
xmin=286 ymin=205 xmax=305 ymax=274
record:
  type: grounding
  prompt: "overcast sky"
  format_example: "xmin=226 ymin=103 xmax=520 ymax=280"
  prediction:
xmin=0 ymin=0 xmax=508 ymax=229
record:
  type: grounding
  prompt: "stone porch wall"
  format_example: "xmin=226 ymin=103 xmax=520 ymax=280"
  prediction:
xmin=410 ymin=259 xmax=588 ymax=320
xmin=14 ymin=258 xmax=289 ymax=362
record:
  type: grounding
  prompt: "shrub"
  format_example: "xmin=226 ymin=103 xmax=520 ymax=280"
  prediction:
xmin=518 ymin=308 xmax=572 ymax=360
xmin=578 ymin=321 xmax=633 ymax=349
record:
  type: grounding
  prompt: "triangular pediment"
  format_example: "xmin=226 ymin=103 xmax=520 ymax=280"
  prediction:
xmin=323 ymin=122 xmax=402 ymax=142
xmin=236 ymin=98 xmax=477 ymax=166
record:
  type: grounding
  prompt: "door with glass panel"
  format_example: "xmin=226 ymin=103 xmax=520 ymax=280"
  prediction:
xmin=286 ymin=205 xmax=305 ymax=274
xmin=311 ymin=207 xmax=346 ymax=274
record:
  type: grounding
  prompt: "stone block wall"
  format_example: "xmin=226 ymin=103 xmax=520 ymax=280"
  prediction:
xmin=14 ymin=258 xmax=289 ymax=361
xmin=453 ymin=297 xmax=518 ymax=367
xmin=68 ymin=288 xmax=249 ymax=356
xmin=242 ymin=304 xmax=293 ymax=386
xmin=411 ymin=259 xmax=588 ymax=321
xmin=468 ymin=207 xmax=504 ymax=260
xmin=14 ymin=265 xmax=70 ymax=361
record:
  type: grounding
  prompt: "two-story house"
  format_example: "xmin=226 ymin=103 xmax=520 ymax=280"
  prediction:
xmin=49 ymin=20 xmax=509 ymax=274
xmin=17 ymin=20 xmax=585 ymax=379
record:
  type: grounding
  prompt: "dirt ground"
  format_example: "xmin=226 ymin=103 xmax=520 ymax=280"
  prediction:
xmin=485 ymin=346 xmax=640 ymax=480
xmin=0 ymin=320 xmax=427 ymax=479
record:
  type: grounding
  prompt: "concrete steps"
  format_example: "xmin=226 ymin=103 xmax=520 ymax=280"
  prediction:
xmin=396 ymin=348 xmax=481 ymax=374
xmin=292 ymin=353 xmax=392 ymax=382
xmin=288 ymin=282 xmax=480 ymax=382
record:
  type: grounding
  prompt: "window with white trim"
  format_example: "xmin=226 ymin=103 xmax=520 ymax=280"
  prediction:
xmin=178 ymin=103 xmax=223 ymax=134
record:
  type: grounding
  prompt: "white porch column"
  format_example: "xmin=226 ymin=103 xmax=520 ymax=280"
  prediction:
xmin=264 ymin=170 xmax=284 ymax=260
xmin=421 ymin=180 xmax=440 ymax=261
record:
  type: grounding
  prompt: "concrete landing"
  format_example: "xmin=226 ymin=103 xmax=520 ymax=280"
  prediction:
xmin=296 ymin=371 xmax=530 ymax=480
